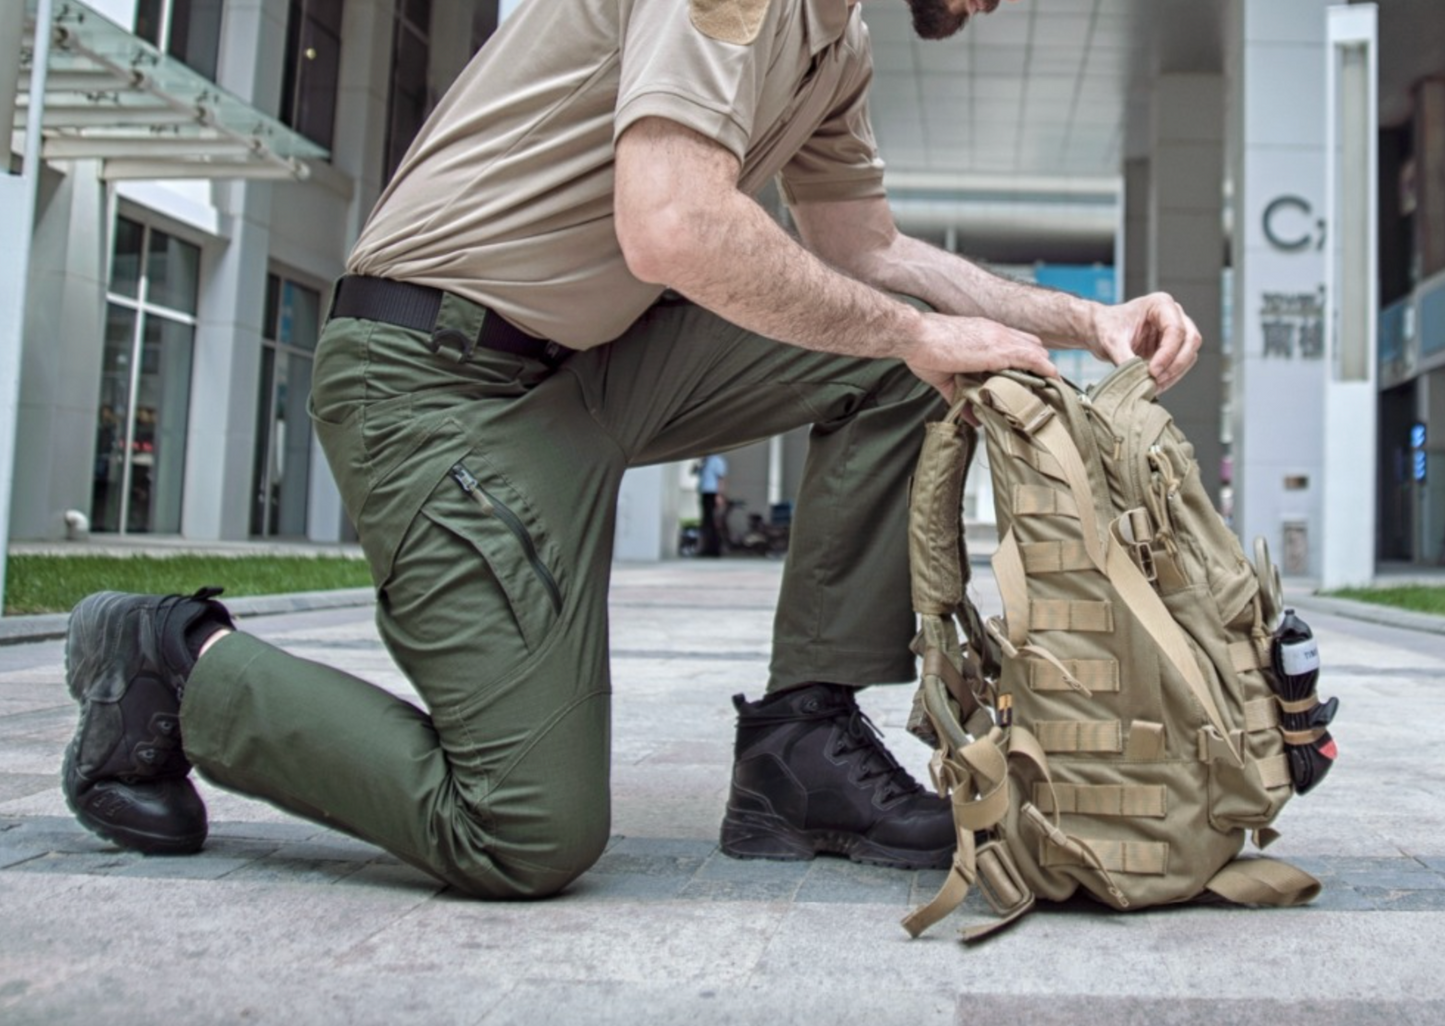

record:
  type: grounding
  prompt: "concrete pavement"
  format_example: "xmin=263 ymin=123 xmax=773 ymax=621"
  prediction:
xmin=2 ymin=557 xmax=1445 ymax=1025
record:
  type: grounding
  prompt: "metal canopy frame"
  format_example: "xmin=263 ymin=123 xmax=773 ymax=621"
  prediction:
xmin=13 ymin=0 xmax=327 ymax=181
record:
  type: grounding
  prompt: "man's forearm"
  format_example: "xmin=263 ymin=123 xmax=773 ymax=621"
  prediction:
xmin=794 ymin=196 xmax=1098 ymax=350
xmin=873 ymin=235 xmax=1097 ymax=349
xmin=632 ymin=190 xmax=927 ymax=361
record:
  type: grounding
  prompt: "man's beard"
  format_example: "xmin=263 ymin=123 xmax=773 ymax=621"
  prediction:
xmin=907 ymin=0 xmax=968 ymax=40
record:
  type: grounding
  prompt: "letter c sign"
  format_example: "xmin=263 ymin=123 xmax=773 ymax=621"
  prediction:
xmin=1263 ymin=195 xmax=1326 ymax=252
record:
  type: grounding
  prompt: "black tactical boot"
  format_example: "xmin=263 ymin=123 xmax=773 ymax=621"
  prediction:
xmin=720 ymin=683 xmax=954 ymax=869
xmin=61 ymin=588 xmax=234 ymax=855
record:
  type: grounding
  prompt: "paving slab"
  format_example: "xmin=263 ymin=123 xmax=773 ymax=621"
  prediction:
xmin=1 ymin=558 xmax=1444 ymax=1024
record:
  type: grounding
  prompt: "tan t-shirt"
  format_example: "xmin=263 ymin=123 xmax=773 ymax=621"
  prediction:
xmin=347 ymin=0 xmax=885 ymax=350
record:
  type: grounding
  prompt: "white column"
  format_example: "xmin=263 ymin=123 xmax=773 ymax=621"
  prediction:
xmin=182 ymin=0 xmax=287 ymax=540
xmin=1229 ymin=0 xmax=1335 ymax=578
xmin=614 ymin=466 xmax=674 ymax=561
xmin=12 ymin=162 xmax=110 ymax=541
xmin=1120 ymin=157 xmax=1151 ymax=302
xmin=0 ymin=0 xmax=52 ymax=610
xmin=1150 ymin=74 xmax=1226 ymax=505
xmin=1319 ymin=4 xmax=1379 ymax=588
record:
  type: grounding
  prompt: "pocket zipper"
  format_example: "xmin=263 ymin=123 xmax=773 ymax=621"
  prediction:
xmin=448 ymin=461 xmax=563 ymax=615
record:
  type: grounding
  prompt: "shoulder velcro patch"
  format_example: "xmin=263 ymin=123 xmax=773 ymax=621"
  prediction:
xmin=690 ymin=0 xmax=772 ymax=44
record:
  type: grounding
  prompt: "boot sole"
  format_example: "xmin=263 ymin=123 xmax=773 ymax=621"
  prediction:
xmin=720 ymin=807 xmax=952 ymax=871
xmin=61 ymin=741 xmax=207 ymax=855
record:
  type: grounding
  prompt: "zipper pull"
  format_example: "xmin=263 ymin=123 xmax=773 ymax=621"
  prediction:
xmin=448 ymin=462 xmax=494 ymax=513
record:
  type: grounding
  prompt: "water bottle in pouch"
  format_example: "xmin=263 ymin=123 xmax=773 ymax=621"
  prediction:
xmin=1269 ymin=609 xmax=1338 ymax=794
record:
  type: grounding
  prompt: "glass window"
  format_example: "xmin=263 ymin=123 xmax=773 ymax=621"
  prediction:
xmin=145 ymin=228 xmax=201 ymax=315
xmin=109 ymin=218 xmax=144 ymax=299
xmin=253 ymin=274 xmax=320 ymax=537
xmin=384 ymin=0 xmax=433 ymax=179
xmin=134 ymin=317 xmax=195 ymax=534
xmin=134 ymin=0 xmax=222 ymax=81
xmin=92 ymin=306 xmax=139 ymax=533
xmin=280 ymin=0 xmax=344 ymax=150
xmin=471 ymin=0 xmax=500 ymax=53
xmin=92 ymin=221 xmax=200 ymax=536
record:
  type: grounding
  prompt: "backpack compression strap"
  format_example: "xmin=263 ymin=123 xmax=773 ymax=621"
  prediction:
xmin=1205 ymin=857 xmax=1322 ymax=907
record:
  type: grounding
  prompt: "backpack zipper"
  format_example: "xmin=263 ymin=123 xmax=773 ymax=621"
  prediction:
xmin=448 ymin=461 xmax=563 ymax=615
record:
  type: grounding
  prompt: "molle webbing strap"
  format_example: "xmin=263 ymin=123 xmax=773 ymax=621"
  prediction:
xmin=1028 ymin=600 xmax=1114 ymax=633
xmin=1031 ymin=658 xmax=1120 ymax=693
xmin=1256 ymin=754 xmax=1293 ymax=790
xmin=1035 ymin=719 xmax=1124 ymax=753
xmin=999 ymin=433 xmax=1066 ymax=482
xmin=1032 ymin=783 xmax=1168 ymax=818
xmin=1244 ymin=697 xmax=1280 ymax=731
xmin=1012 ymin=485 xmax=1079 ymax=518
xmin=1125 ymin=720 xmax=1166 ymax=761
xmin=1020 ymin=539 xmax=1095 ymax=573
xmin=908 ymin=419 xmax=971 ymax=616
xmin=1229 ymin=638 xmax=1272 ymax=674
xmin=1205 ymin=857 xmax=1322 ymax=907
xmin=1039 ymin=837 xmax=1169 ymax=875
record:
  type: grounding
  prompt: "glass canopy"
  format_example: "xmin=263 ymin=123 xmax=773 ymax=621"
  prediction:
xmin=14 ymin=0 xmax=328 ymax=180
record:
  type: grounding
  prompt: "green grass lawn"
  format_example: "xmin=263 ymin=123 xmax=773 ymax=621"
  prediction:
xmin=1326 ymin=584 xmax=1445 ymax=616
xmin=3 ymin=554 xmax=372 ymax=616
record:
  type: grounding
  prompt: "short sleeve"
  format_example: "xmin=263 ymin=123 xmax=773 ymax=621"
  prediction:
xmin=614 ymin=0 xmax=782 ymax=162
xmin=778 ymin=25 xmax=886 ymax=204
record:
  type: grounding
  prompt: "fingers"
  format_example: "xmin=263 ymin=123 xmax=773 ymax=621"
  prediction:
xmin=906 ymin=316 xmax=1058 ymax=398
xmin=1141 ymin=294 xmax=1202 ymax=392
xmin=963 ymin=320 xmax=1057 ymax=378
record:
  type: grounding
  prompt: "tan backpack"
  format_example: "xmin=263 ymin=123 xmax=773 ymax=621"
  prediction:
xmin=902 ymin=359 xmax=1331 ymax=943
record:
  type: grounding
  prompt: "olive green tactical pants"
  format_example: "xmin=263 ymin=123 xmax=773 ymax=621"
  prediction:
xmin=180 ymin=293 xmax=942 ymax=898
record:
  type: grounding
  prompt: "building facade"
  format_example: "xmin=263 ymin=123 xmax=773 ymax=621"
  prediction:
xmin=10 ymin=0 xmax=498 ymax=545
xmin=6 ymin=0 xmax=1445 ymax=582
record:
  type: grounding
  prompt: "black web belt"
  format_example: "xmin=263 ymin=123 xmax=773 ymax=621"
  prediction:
xmin=328 ymin=275 xmax=574 ymax=368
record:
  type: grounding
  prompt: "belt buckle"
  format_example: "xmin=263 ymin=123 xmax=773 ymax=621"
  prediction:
xmin=430 ymin=326 xmax=476 ymax=361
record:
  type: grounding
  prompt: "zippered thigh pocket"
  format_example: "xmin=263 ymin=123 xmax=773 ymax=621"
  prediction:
xmin=418 ymin=456 xmax=567 ymax=654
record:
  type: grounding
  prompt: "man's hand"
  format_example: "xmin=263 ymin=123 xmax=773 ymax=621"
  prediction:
xmin=906 ymin=314 xmax=1057 ymax=402
xmin=793 ymin=198 xmax=1202 ymax=394
xmin=1088 ymin=292 xmax=1201 ymax=393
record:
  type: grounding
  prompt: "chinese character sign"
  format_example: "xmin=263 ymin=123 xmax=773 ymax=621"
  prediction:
xmin=1260 ymin=288 xmax=1326 ymax=360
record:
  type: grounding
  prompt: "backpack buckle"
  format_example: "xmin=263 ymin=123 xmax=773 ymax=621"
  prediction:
xmin=1132 ymin=541 xmax=1157 ymax=582
xmin=974 ymin=839 xmax=1034 ymax=919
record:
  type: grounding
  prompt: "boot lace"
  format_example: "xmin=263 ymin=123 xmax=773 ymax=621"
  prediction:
xmin=833 ymin=708 xmax=924 ymax=803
